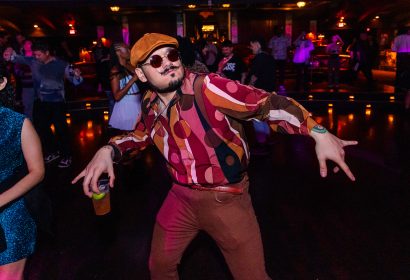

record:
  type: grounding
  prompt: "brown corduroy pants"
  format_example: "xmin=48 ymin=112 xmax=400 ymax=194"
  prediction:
xmin=149 ymin=180 xmax=271 ymax=280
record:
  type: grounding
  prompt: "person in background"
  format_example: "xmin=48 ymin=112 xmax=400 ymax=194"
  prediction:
xmin=391 ymin=26 xmax=410 ymax=106
xmin=326 ymin=34 xmax=344 ymax=89
xmin=13 ymin=34 xmax=35 ymax=118
xmin=350 ymin=31 xmax=375 ymax=90
xmin=108 ymin=42 xmax=141 ymax=132
xmin=268 ymin=27 xmax=291 ymax=92
xmin=3 ymin=40 xmax=83 ymax=168
xmin=0 ymin=32 xmax=10 ymax=64
xmin=346 ymin=38 xmax=359 ymax=83
xmin=14 ymin=34 xmax=32 ymax=57
xmin=0 ymin=62 xmax=16 ymax=109
xmin=247 ymin=37 xmax=276 ymax=92
xmin=201 ymin=36 xmax=218 ymax=72
xmin=0 ymin=63 xmax=45 ymax=280
xmin=247 ymin=36 xmax=276 ymax=154
xmin=293 ymin=31 xmax=315 ymax=92
xmin=92 ymin=38 xmax=114 ymax=115
xmin=73 ymin=33 xmax=357 ymax=280
xmin=216 ymin=39 xmax=247 ymax=83
xmin=176 ymin=36 xmax=209 ymax=73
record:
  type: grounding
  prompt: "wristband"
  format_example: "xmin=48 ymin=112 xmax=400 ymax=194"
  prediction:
xmin=311 ymin=125 xmax=328 ymax=134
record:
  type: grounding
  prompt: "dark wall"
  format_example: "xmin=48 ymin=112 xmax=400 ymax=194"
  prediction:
xmin=237 ymin=10 xmax=286 ymax=45
xmin=128 ymin=12 xmax=177 ymax=44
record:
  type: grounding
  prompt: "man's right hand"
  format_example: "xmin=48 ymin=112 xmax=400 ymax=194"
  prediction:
xmin=72 ymin=145 xmax=116 ymax=198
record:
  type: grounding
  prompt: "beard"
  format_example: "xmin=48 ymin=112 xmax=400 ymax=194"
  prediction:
xmin=148 ymin=68 xmax=185 ymax=93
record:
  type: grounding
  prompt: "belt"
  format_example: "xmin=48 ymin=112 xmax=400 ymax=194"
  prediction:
xmin=191 ymin=184 xmax=244 ymax=194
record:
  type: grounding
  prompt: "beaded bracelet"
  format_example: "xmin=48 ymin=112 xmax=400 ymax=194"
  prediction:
xmin=311 ymin=125 xmax=328 ymax=134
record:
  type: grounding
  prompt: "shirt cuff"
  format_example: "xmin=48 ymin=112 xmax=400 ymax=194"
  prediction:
xmin=107 ymin=143 xmax=122 ymax=163
xmin=306 ymin=117 xmax=319 ymax=132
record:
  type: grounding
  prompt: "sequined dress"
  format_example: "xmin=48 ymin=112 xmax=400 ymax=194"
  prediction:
xmin=0 ymin=106 xmax=36 ymax=265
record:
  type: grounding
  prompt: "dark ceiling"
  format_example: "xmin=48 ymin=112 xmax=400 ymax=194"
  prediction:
xmin=0 ymin=0 xmax=408 ymax=37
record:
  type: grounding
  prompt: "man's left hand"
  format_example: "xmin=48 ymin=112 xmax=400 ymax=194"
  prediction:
xmin=310 ymin=127 xmax=358 ymax=181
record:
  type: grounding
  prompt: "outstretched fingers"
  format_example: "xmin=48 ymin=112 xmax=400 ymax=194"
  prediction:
xmin=72 ymin=170 xmax=86 ymax=185
xmin=337 ymin=160 xmax=356 ymax=181
xmin=107 ymin=166 xmax=115 ymax=188
xmin=342 ymin=140 xmax=358 ymax=147
xmin=318 ymin=158 xmax=328 ymax=178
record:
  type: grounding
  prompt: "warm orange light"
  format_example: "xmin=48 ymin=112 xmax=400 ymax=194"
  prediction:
xmin=86 ymin=103 xmax=91 ymax=107
xmin=296 ymin=1 xmax=306 ymax=8
xmin=33 ymin=24 xmax=39 ymax=28
xmin=306 ymin=32 xmax=315 ymax=40
xmin=188 ymin=4 xmax=196 ymax=9
xmin=374 ymin=16 xmax=380 ymax=19
xmin=315 ymin=117 xmax=323 ymax=123
xmin=337 ymin=22 xmax=346 ymax=28
xmin=104 ymin=115 xmax=109 ymax=121
xmin=50 ymin=124 xmax=55 ymax=133
xmin=87 ymin=120 xmax=93 ymax=129
xmin=308 ymin=95 xmax=313 ymax=100
xmin=69 ymin=29 xmax=76 ymax=35
xmin=388 ymin=114 xmax=394 ymax=124
xmin=66 ymin=118 xmax=71 ymax=125
xmin=92 ymin=41 xmax=97 ymax=45
xmin=348 ymin=114 xmax=354 ymax=121
xmin=366 ymin=104 xmax=371 ymax=108
xmin=110 ymin=6 xmax=120 ymax=12
xmin=68 ymin=23 xmax=73 ymax=27
xmin=389 ymin=96 xmax=395 ymax=101
xmin=86 ymin=132 xmax=95 ymax=139
xmin=365 ymin=109 xmax=372 ymax=116
xmin=222 ymin=3 xmax=230 ymax=8
xmin=103 ymin=111 xmax=109 ymax=115
xmin=328 ymin=108 xmax=333 ymax=114
xmin=328 ymin=103 xmax=333 ymax=107
xmin=349 ymin=95 xmax=354 ymax=100
xmin=202 ymin=25 xmax=215 ymax=32
xmin=66 ymin=113 xmax=71 ymax=117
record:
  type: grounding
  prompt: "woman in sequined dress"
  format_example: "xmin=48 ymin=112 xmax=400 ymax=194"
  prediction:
xmin=0 ymin=66 xmax=44 ymax=279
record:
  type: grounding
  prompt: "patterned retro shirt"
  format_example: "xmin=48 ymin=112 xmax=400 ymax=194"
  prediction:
xmin=109 ymin=70 xmax=318 ymax=188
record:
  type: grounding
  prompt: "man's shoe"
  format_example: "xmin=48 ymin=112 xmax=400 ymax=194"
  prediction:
xmin=58 ymin=157 xmax=72 ymax=168
xmin=44 ymin=152 xmax=60 ymax=163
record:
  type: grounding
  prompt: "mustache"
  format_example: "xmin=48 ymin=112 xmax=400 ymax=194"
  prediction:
xmin=160 ymin=65 xmax=180 ymax=75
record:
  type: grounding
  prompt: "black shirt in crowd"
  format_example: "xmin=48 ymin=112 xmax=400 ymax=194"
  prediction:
xmin=221 ymin=55 xmax=247 ymax=82
xmin=248 ymin=52 xmax=276 ymax=92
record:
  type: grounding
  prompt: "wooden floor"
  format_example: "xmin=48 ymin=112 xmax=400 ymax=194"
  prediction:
xmin=25 ymin=104 xmax=409 ymax=280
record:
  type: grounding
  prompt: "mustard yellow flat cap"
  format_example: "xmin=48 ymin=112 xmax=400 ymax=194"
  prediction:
xmin=130 ymin=33 xmax=178 ymax=67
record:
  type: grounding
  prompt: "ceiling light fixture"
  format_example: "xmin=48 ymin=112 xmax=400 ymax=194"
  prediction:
xmin=110 ymin=6 xmax=120 ymax=12
xmin=296 ymin=1 xmax=306 ymax=8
